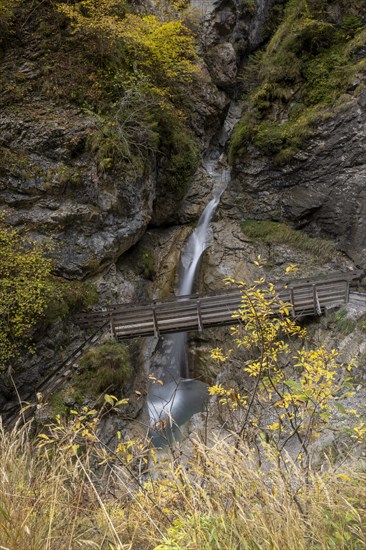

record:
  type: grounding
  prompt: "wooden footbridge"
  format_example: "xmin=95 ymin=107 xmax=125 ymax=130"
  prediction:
xmin=76 ymin=270 xmax=364 ymax=340
xmin=2 ymin=270 xmax=364 ymax=428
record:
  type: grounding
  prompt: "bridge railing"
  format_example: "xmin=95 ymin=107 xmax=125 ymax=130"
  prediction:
xmin=75 ymin=271 xmax=363 ymax=339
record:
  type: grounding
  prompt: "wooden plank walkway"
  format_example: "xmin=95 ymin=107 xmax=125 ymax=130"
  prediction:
xmin=76 ymin=270 xmax=363 ymax=340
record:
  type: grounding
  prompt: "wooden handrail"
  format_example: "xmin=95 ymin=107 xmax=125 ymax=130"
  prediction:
xmin=73 ymin=271 xmax=364 ymax=339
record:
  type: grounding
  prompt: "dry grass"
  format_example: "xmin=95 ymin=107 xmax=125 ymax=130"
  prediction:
xmin=0 ymin=422 xmax=120 ymax=549
xmin=0 ymin=423 xmax=365 ymax=549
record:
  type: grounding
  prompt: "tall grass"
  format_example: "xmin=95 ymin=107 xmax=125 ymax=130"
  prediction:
xmin=0 ymin=422 xmax=365 ymax=549
xmin=0 ymin=422 xmax=121 ymax=549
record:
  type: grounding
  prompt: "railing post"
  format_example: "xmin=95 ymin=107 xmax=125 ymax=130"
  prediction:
xmin=346 ymin=280 xmax=350 ymax=304
xmin=109 ymin=312 xmax=116 ymax=339
xmin=152 ymin=306 xmax=160 ymax=339
xmin=313 ymin=284 xmax=321 ymax=315
xmin=197 ymin=299 xmax=204 ymax=332
xmin=289 ymin=287 xmax=295 ymax=317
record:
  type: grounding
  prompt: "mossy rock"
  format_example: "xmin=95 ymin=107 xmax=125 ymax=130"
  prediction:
xmin=44 ymin=279 xmax=99 ymax=322
xmin=241 ymin=219 xmax=337 ymax=262
xmin=230 ymin=0 xmax=366 ymax=164
xmin=78 ymin=340 xmax=132 ymax=397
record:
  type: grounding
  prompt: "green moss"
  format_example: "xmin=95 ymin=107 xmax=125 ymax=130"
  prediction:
xmin=321 ymin=307 xmax=358 ymax=336
xmin=357 ymin=312 xmax=366 ymax=332
xmin=0 ymin=147 xmax=46 ymax=180
xmin=157 ymin=109 xmax=200 ymax=194
xmin=230 ymin=0 xmax=366 ymax=164
xmin=241 ymin=220 xmax=336 ymax=261
xmin=136 ymin=247 xmax=155 ymax=280
xmin=241 ymin=0 xmax=256 ymax=16
xmin=45 ymin=279 xmax=99 ymax=322
xmin=78 ymin=340 xmax=132 ymax=397
xmin=48 ymin=391 xmax=69 ymax=418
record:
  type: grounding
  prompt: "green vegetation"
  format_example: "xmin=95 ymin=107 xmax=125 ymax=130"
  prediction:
xmin=0 ymin=0 xmax=201 ymax=190
xmin=322 ymin=306 xmax=357 ymax=335
xmin=230 ymin=0 xmax=366 ymax=164
xmin=87 ymin=91 xmax=160 ymax=175
xmin=58 ymin=0 xmax=199 ymax=99
xmin=78 ymin=340 xmax=132 ymax=396
xmin=0 ymin=147 xmax=46 ymax=181
xmin=321 ymin=307 xmax=366 ymax=336
xmin=136 ymin=246 xmax=156 ymax=280
xmin=0 ymin=221 xmax=55 ymax=368
xmin=56 ymin=0 xmax=202 ymax=183
xmin=241 ymin=219 xmax=337 ymax=260
xmin=48 ymin=391 xmax=70 ymax=418
xmin=157 ymin=108 xmax=200 ymax=193
xmin=2 ymin=274 xmax=365 ymax=548
xmin=359 ymin=312 xmax=366 ymax=331
xmin=45 ymin=278 xmax=98 ymax=322
xmin=0 ymin=0 xmax=18 ymax=44
xmin=0 ymin=219 xmax=99 ymax=367
xmin=241 ymin=0 xmax=256 ymax=16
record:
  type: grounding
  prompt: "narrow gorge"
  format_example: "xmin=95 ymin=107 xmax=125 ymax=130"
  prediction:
xmin=1 ymin=0 xmax=366 ymax=439
xmin=1 ymin=1 xmax=366 ymax=545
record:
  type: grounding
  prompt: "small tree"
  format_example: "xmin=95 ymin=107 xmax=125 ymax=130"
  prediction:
xmin=209 ymin=265 xmax=358 ymax=469
xmin=0 ymin=222 xmax=55 ymax=369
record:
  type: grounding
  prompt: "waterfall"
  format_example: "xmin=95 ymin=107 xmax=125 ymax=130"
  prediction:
xmin=147 ymin=160 xmax=231 ymax=447
xmin=169 ymin=162 xmax=230 ymax=379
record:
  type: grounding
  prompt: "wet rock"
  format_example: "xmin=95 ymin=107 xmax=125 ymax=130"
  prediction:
xmin=177 ymin=166 xmax=216 ymax=223
xmin=200 ymin=219 xmax=261 ymax=291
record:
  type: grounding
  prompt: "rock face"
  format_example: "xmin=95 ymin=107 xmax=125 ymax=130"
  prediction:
xmin=0 ymin=103 xmax=155 ymax=278
xmin=225 ymin=90 xmax=366 ymax=268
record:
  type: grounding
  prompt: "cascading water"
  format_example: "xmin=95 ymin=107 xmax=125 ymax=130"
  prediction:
xmin=147 ymin=160 xmax=231 ymax=446
xmin=169 ymin=162 xmax=231 ymax=379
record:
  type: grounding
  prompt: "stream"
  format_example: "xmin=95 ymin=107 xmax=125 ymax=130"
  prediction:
xmin=147 ymin=158 xmax=231 ymax=447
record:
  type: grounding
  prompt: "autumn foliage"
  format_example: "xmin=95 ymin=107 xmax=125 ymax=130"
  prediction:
xmin=0 ymin=222 xmax=55 ymax=368
xmin=58 ymin=0 xmax=200 ymax=98
xmin=210 ymin=267 xmax=364 ymax=469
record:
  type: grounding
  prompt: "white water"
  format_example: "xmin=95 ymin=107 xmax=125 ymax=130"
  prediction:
xmin=148 ymin=160 xmax=231 ymax=446
xmin=169 ymin=161 xmax=231 ymax=378
xmin=179 ymin=167 xmax=230 ymax=297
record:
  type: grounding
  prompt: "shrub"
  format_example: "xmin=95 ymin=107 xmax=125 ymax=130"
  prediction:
xmin=45 ymin=279 xmax=99 ymax=322
xmin=58 ymin=0 xmax=200 ymax=99
xmin=79 ymin=340 xmax=132 ymax=395
xmin=88 ymin=91 xmax=160 ymax=174
xmin=157 ymin=108 xmax=200 ymax=193
xmin=0 ymin=221 xmax=55 ymax=368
